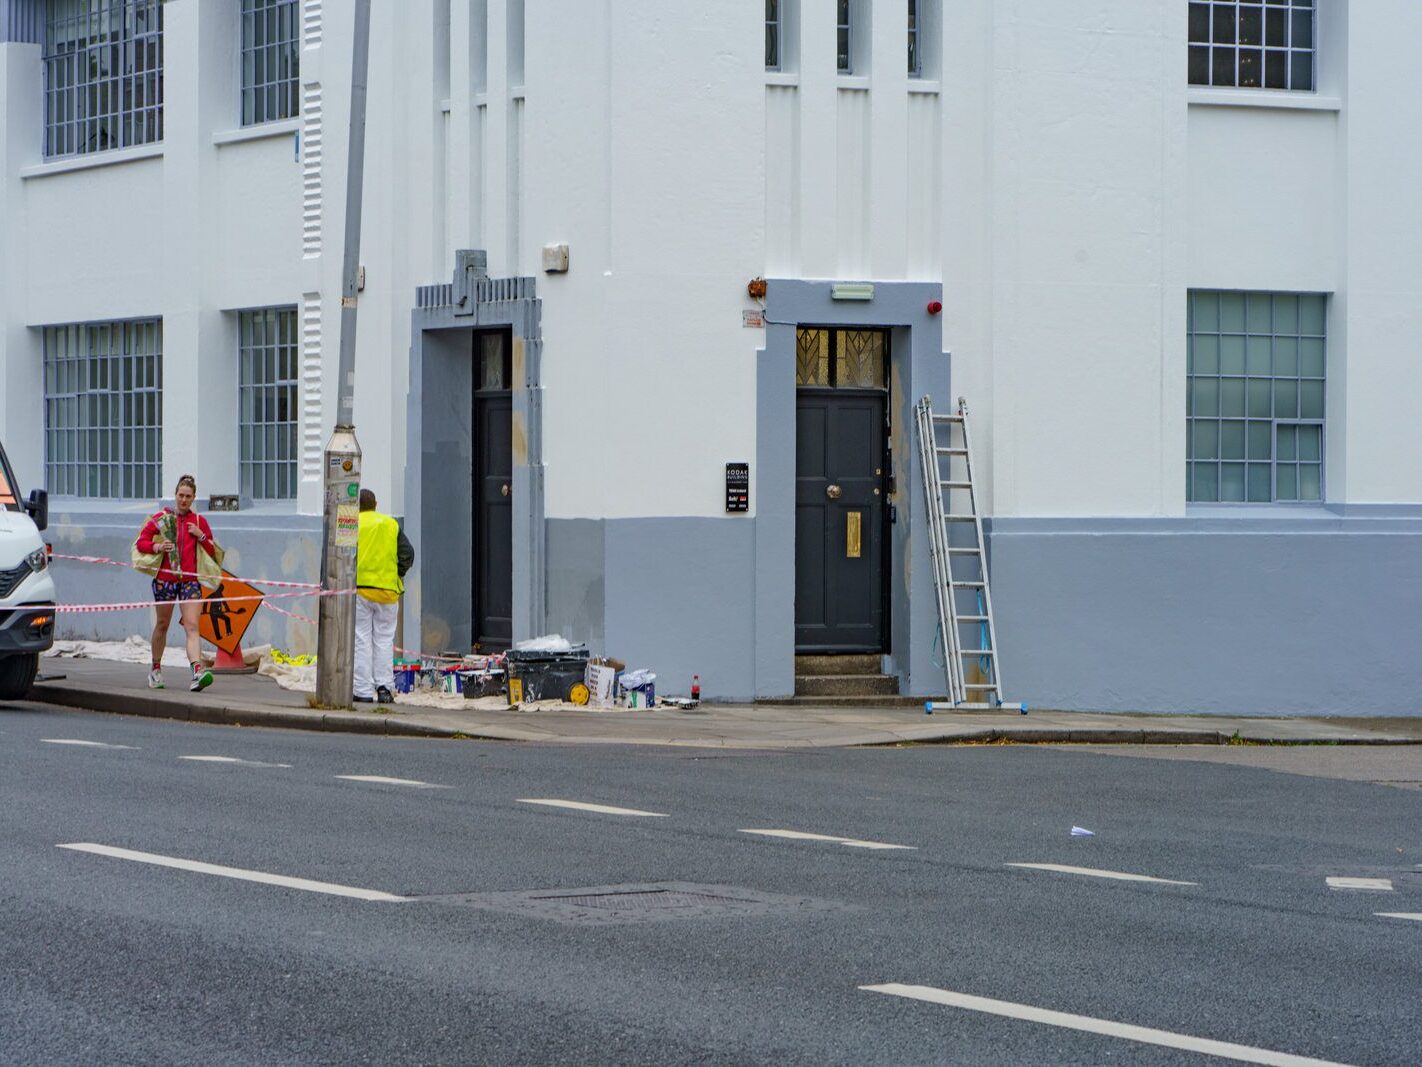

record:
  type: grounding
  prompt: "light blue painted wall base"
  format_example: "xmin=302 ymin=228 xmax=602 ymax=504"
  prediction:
xmin=988 ymin=516 xmax=1422 ymax=716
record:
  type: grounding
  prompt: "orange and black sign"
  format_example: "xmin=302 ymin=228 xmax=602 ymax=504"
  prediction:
xmin=199 ymin=570 xmax=264 ymax=655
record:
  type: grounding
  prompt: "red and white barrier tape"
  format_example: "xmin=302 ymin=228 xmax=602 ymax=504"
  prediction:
xmin=55 ymin=588 xmax=353 ymax=614
xmin=52 ymin=553 xmax=323 ymax=590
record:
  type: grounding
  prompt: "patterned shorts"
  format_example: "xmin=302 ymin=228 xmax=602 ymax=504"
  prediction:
xmin=152 ymin=578 xmax=203 ymax=603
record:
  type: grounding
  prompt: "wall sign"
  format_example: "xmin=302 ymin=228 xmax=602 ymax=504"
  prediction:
xmin=725 ymin=462 xmax=749 ymax=512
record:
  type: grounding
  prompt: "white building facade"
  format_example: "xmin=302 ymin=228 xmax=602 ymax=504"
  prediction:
xmin=2 ymin=0 xmax=1420 ymax=713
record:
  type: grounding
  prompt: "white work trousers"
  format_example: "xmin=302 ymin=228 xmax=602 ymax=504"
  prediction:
xmin=354 ymin=595 xmax=399 ymax=698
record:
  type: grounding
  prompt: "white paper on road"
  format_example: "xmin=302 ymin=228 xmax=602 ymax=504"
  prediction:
xmin=41 ymin=739 xmax=139 ymax=750
xmin=860 ymin=984 xmax=1355 ymax=1067
xmin=57 ymin=843 xmax=405 ymax=901
xmin=739 ymin=828 xmax=916 ymax=850
xmin=1006 ymin=862 xmax=1198 ymax=886
xmin=1326 ymin=877 xmax=1393 ymax=891
xmin=517 ymin=799 xmax=668 ymax=817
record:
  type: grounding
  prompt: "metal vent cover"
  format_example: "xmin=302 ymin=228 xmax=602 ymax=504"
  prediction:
xmin=412 ymin=881 xmax=847 ymax=925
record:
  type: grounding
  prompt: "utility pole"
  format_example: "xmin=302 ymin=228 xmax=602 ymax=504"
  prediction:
xmin=316 ymin=0 xmax=373 ymax=708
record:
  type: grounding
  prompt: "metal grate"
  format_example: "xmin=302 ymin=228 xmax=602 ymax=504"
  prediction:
xmin=765 ymin=0 xmax=780 ymax=70
xmin=43 ymin=320 xmax=162 ymax=500
xmin=836 ymin=0 xmax=852 ymax=72
xmin=1189 ymin=1 xmax=1315 ymax=91
xmin=43 ymin=0 xmax=163 ymax=159
xmin=240 ymin=0 xmax=299 ymax=126
xmin=238 ymin=307 xmax=299 ymax=500
xmin=907 ymin=0 xmax=921 ymax=75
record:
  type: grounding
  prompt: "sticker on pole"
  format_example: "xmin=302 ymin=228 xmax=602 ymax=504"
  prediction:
xmin=199 ymin=571 xmax=265 ymax=655
xmin=335 ymin=503 xmax=360 ymax=547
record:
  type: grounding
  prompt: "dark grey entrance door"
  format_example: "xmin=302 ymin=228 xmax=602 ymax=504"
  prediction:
xmin=794 ymin=328 xmax=890 ymax=652
xmin=474 ymin=332 xmax=513 ymax=649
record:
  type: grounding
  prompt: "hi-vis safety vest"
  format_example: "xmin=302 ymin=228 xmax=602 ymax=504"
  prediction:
xmin=356 ymin=511 xmax=403 ymax=600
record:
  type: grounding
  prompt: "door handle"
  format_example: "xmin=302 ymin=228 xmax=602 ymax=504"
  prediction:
xmin=501 ymin=483 xmax=510 ymax=498
xmin=826 ymin=484 xmax=842 ymax=500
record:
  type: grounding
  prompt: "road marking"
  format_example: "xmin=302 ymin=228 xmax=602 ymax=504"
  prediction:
xmin=41 ymin=738 xmax=139 ymax=750
xmin=739 ymin=829 xmax=916 ymax=851
xmin=1326 ymin=877 xmax=1393 ymax=891
xmin=56 ymin=843 xmax=404 ymax=902
xmin=336 ymin=775 xmax=450 ymax=789
xmin=1006 ymin=862 xmax=1198 ymax=886
xmin=1376 ymin=912 xmax=1422 ymax=922
xmin=181 ymin=755 xmax=293 ymax=768
xmin=860 ymin=984 xmax=1353 ymax=1067
xmin=516 ymin=799 xmax=668 ymax=817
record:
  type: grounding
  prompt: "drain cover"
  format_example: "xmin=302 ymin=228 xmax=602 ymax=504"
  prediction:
xmin=412 ymin=881 xmax=846 ymax=925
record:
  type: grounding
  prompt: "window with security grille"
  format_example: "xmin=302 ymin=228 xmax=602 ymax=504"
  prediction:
xmin=1187 ymin=291 xmax=1326 ymax=503
xmin=907 ymin=0 xmax=920 ymax=75
xmin=43 ymin=0 xmax=164 ymax=159
xmin=837 ymin=0 xmax=852 ymax=72
xmin=43 ymin=320 xmax=162 ymax=499
xmin=241 ymin=0 xmax=300 ymax=126
xmin=766 ymin=0 xmax=781 ymax=70
xmin=238 ymin=307 xmax=299 ymax=500
xmin=1188 ymin=1 xmax=1314 ymax=91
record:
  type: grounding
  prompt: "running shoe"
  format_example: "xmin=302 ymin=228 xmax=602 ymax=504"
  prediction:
xmin=147 ymin=668 xmax=164 ymax=690
xmin=190 ymin=667 xmax=214 ymax=693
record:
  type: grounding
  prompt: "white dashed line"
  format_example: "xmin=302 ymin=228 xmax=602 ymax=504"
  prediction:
xmin=516 ymin=799 xmax=668 ymax=817
xmin=1375 ymin=912 xmax=1422 ymax=922
xmin=181 ymin=756 xmax=292 ymax=768
xmin=336 ymin=775 xmax=450 ymax=789
xmin=860 ymin=984 xmax=1352 ymax=1067
xmin=1326 ymin=877 xmax=1393 ymax=891
xmin=1006 ymin=863 xmax=1198 ymax=886
xmin=739 ymin=829 xmax=916 ymax=851
xmin=41 ymin=739 xmax=139 ymax=750
xmin=57 ymin=843 xmax=405 ymax=902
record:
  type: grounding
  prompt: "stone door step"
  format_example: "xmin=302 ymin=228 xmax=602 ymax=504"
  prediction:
xmin=794 ymin=673 xmax=900 ymax=697
xmin=794 ymin=654 xmax=880 ymax=676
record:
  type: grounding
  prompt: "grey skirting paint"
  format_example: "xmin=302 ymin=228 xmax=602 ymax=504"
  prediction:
xmin=45 ymin=508 xmax=324 ymax=652
xmin=987 ymin=515 xmax=1422 ymax=716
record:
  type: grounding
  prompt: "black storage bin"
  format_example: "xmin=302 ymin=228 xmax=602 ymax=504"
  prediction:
xmin=506 ymin=647 xmax=590 ymax=702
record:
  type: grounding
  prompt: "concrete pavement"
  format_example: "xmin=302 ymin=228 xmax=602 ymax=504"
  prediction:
xmin=28 ymin=657 xmax=1422 ymax=748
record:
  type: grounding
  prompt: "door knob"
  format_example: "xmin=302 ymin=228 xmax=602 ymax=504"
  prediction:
xmin=826 ymin=484 xmax=842 ymax=500
xmin=501 ymin=483 xmax=510 ymax=498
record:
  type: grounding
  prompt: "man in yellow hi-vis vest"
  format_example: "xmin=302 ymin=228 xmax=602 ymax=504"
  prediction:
xmin=354 ymin=489 xmax=415 ymax=703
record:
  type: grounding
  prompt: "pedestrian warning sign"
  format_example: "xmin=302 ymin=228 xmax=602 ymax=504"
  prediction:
xmin=200 ymin=570 xmax=264 ymax=655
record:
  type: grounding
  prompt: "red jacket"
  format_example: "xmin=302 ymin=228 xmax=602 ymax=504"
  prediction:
xmin=137 ymin=508 xmax=217 ymax=583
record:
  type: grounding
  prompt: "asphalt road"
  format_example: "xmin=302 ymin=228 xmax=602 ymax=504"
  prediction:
xmin=2 ymin=701 xmax=1419 ymax=1066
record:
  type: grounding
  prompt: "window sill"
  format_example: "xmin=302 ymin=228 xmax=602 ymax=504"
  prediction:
xmin=1187 ymin=88 xmax=1341 ymax=112
xmin=907 ymin=79 xmax=941 ymax=95
xmin=212 ymin=118 xmax=300 ymax=147
xmin=20 ymin=143 xmax=164 ymax=180
xmin=765 ymin=71 xmax=799 ymax=88
xmin=837 ymin=75 xmax=870 ymax=92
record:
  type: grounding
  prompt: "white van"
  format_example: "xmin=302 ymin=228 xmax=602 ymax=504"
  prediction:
xmin=0 ymin=441 xmax=55 ymax=700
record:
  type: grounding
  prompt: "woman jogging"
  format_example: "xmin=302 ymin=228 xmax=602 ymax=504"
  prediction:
xmin=135 ymin=474 xmax=222 ymax=692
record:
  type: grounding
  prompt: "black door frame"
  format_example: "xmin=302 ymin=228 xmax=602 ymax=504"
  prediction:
xmin=472 ymin=327 xmax=513 ymax=649
xmin=794 ymin=326 xmax=893 ymax=654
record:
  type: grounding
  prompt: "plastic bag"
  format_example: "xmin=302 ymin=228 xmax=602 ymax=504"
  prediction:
xmin=513 ymin=634 xmax=574 ymax=653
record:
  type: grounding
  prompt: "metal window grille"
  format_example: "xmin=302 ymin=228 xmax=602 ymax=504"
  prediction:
xmin=1187 ymin=291 xmax=1326 ymax=503
xmin=765 ymin=0 xmax=780 ymax=70
xmin=240 ymin=0 xmax=299 ymax=125
xmin=42 ymin=0 xmax=163 ymax=159
xmin=1188 ymin=1 xmax=1314 ymax=91
xmin=238 ymin=307 xmax=300 ymax=500
xmin=43 ymin=319 xmax=162 ymax=499
xmin=836 ymin=0 xmax=851 ymax=73
xmin=907 ymin=0 xmax=920 ymax=76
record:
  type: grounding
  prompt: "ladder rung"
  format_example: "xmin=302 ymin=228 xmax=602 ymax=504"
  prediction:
xmin=956 ymin=615 xmax=988 ymax=622
xmin=943 ymin=515 xmax=977 ymax=522
xmin=932 ymin=415 xmax=964 ymax=423
xmin=940 ymin=481 xmax=973 ymax=489
xmin=936 ymin=448 xmax=968 ymax=456
xmin=963 ymin=683 xmax=1000 ymax=690
xmin=957 ymin=649 xmax=994 ymax=656
xmin=947 ymin=548 xmax=981 ymax=555
xmin=951 ymin=580 xmax=985 ymax=588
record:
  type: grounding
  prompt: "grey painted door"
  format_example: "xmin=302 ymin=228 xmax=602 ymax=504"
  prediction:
xmin=474 ymin=333 xmax=513 ymax=648
xmin=795 ymin=390 xmax=888 ymax=652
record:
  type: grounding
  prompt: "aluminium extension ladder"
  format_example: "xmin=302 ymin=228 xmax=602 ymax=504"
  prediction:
xmin=914 ymin=396 xmax=1024 ymax=713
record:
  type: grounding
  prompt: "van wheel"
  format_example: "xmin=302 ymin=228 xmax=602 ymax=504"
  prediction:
xmin=0 ymin=654 xmax=39 ymax=701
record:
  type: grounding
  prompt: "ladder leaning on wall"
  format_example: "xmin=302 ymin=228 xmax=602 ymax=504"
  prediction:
xmin=914 ymin=396 xmax=1025 ymax=713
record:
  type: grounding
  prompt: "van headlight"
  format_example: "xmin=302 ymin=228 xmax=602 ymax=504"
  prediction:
xmin=25 ymin=547 xmax=47 ymax=573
